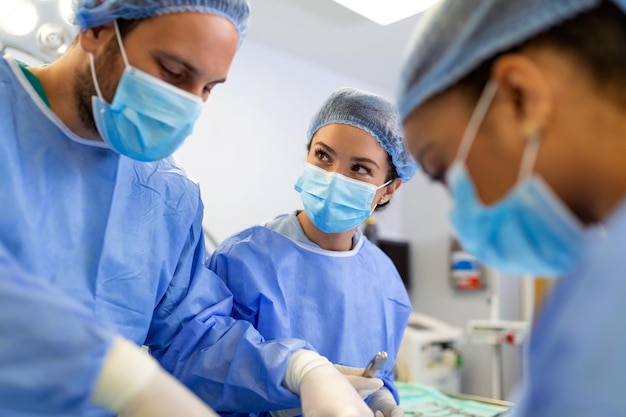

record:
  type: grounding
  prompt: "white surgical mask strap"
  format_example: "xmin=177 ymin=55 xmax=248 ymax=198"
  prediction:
xmin=113 ymin=19 xmax=130 ymax=68
xmin=370 ymin=179 xmax=393 ymax=215
xmin=377 ymin=179 xmax=393 ymax=190
xmin=454 ymin=80 xmax=499 ymax=164
xmin=89 ymin=20 xmax=128 ymax=101
xmin=516 ymin=132 xmax=541 ymax=184
xmin=89 ymin=53 xmax=104 ymax=99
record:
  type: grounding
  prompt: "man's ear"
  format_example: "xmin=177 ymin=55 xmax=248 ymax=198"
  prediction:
xmin=491 ymin=53 xmax=553 ymax=136
xmin=78 ymin=22 xmax=116 ymax=55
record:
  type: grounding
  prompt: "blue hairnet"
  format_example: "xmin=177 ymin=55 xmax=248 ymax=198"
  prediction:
xmin=307 ymin=87 xmax=417 ymax=182
xmin=72 ymin=0 xmax=250 ymax=47
xmin=396 ymin=0 xmax=626 ymax=121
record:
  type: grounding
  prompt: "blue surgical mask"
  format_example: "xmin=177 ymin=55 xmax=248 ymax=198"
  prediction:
xmin=90 ymin=20 xmax=203 ymax=162
xmin=295 ymin=163 xmax=391 ymax=233
xmin=446 ymin=81 xmax=585 ymax=277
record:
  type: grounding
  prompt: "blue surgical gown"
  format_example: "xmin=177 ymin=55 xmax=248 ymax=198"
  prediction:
xmin=0 ymin=55 xmax=307 ymax=416
xmin=0 ymin=242 xmax=115 ymax=415
xmin=207 ymin=213 xmax=413 ymax=417
xmin=508 ymin=199 xmax=626 ymax=416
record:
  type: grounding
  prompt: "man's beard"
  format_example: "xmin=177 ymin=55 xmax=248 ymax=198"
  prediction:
xmin=74 ymin=39 xmax=122 ymax=137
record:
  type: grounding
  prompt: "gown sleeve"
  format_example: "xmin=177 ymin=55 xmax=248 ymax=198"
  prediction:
xmin=206 ymin=226 xmax=410 ymax=409
xmin=0 ymin=243 xmax=116 ymax=415
xmin=147 ymin=203 xmax=307 ymax=413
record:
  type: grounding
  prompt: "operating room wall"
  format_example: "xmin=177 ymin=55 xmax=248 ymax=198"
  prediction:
xmin=174 ymin=38 xmax=404 ymax=243
xmin=174 ymin=38 xmax=524 ymax=400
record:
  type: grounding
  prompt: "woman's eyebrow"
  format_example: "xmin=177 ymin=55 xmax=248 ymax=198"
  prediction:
xmin=314 ymin=142 xmax=337 ymax=156
xmin=352 ymin=156 xmax=380 ymax=169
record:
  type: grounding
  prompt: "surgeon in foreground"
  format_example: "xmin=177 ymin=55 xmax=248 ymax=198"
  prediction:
xmin=0 ymin=0 xmax=381 ymax=416
xmin=398 ymin=0 xmax=626 ymax=415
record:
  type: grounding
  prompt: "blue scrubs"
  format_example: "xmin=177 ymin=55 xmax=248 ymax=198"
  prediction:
xmin=207 ymin=212 xmax=413 ymax=417
xmin=0 ymin=243 xmax=115 ymax=415
xmin=509 ymin=201 xmax=626 ymax=417
xmin=0 ymin=55 xmax=306 ymax=416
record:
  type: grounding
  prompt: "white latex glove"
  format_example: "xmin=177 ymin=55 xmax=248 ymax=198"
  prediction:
xmin=365 ymin=387 xmax=404 ymax=417
xmin=284 ymin=350 xmax=378 ymax=417
xmin=333 ymin=364 xmax=385 ymax=398
xmin=91 ymin=337 xmax=218 ymax=417
xmin=270 ymin=363 xmax=383 ymax=417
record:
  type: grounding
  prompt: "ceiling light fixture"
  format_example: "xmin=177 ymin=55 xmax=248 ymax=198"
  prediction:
xmin=0 ymin=0 xmax=39 ymax=36
xmin=58 ymin=0 xmax=74 ymax=24
xmin=0 ymin=0 xmax=77 ymax=64
xmin=332 ymin=0 xmax=440 ymax=26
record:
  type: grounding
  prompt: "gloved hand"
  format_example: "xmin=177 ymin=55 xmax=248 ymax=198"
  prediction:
xmin=270 ymin=364 xmax=383 ymax=417
xmin=91 ymin=337 xmax=218 ymax=417
xmin=284 ymin=350 xmax=379 ymax=417
xmin=334 ymin=364 xmax=385 ymax=398
xmin=365 ymin=387 xmax=404 ymax=417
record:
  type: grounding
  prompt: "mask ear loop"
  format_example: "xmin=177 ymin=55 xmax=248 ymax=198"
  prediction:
xmin=377 ymin=179 xmax=393 ymax=190
xmin=370 ymin=179 xmax=394 ymax=214
xmin=454 ymin=80 xmax=499 ymax=164
xmin=89 ymin=19 xmax=129 ymax=101
xmin=89 ymin=53 xmax=104 ymax=99
xmin=516 ymin=132 xmax=541 ymax=184
xmin=112 ymin=19 xmax=130 ymax=67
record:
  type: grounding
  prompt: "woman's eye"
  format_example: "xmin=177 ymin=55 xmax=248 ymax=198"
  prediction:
xmin=315 ymin=150 xmax=330 ymax=161
xmin=353 ymin=165 xmax=371 ymax=175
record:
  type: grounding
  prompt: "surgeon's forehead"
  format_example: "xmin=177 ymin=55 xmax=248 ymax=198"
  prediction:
xmin=405 ymin=89 xmax=464 ymax=142
xmin=127 ymin=13 xmax=237 ymax=68
xmin=403 ymin=88 xmax=474 ymax=171
xmin=133 ymin=11 xmax=237 ymax=41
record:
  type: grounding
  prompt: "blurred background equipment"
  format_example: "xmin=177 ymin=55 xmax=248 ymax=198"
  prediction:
xmin=395 ymin=312 xmax=463 ymax=393
xmin=0 ymin=0 xmax=77 ymax=65
xmin=450 ymin=238 xmax=486 ymax=291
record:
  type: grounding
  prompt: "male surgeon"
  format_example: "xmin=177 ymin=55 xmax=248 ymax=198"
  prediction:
xmin=0 ymin=1 xmax=380 ymax=416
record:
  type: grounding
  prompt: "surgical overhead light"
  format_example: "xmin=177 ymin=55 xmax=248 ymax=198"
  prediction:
xmin=36 ymin=23 xmax=72 ymax=56
xmin=0 ymin=0 xmax=39 ymax=36
xmin=0 ymin=0 xmax=78 ymax=64
xmin=332 ymin=0 xmax=440 ymax=26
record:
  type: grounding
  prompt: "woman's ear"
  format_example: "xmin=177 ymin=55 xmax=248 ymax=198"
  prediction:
xmin=491 ymin=53 xmax=553 ymax=136
xmin=380 ymin=178 xmax=402 ymax=203
xmin=78 ymin=22 xmax=116 ymax=55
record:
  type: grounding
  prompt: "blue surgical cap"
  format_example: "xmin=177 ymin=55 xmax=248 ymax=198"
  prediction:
xmin=396 ymin=0 xmax=626 ymax=121
xmin=308 ymin=87 xmax=417 ymax=182
xmin=72 ymin=0 xmax=250 ymax=47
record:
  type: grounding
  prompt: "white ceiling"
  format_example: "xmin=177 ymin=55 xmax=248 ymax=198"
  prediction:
xmin=244 ymin=0 xmax=425 ymax=93
xmin=0 ymin=0 xmax=425 ymax=92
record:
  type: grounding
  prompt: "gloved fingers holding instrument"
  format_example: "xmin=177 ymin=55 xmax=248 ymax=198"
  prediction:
xmin=334 ymin=351 xmax=387 ymax=399
xmin=284 ymin=350 xmax=378 ymax=417
xmin=338 ymin=352 xmax=403 ymax=417
xmin=366 ymin=388 xmax=404 ymax=417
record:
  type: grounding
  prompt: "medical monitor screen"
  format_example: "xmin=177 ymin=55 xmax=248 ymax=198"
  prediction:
xmin=377 ymin=239 xmax=411 ymax=290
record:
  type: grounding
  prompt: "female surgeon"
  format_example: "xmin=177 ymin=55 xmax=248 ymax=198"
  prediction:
xmin=397 ymin=0 xmax=626 ymax=415
xmin=208 ymin=87 xmax=418 ymax=417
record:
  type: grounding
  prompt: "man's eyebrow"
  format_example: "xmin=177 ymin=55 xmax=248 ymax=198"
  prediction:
xmin=153 ymin=51 xmax=227 ymax=84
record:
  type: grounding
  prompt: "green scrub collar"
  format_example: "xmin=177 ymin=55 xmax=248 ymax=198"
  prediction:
xmin=17 ymin=61 xmax=51 ymax=108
